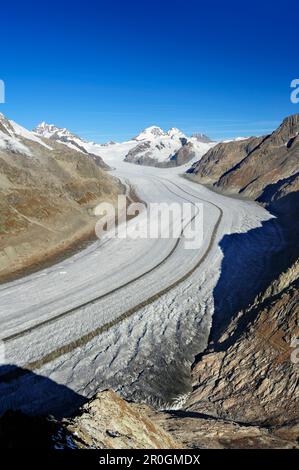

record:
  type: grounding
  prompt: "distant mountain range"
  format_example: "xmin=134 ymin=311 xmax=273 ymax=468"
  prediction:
xmin=34 ymin=122 xmax=108 ymax=168
xmin=124 ymin=126 xmax=214 ymax=167
xmin=35 ymin=122 xmax=215 ymax=168
xmin=191 ymin=132 xmax=212 ymax=143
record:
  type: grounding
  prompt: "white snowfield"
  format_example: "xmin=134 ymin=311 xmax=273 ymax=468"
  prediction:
xmin=0 ymin=149 xmax=283 ymax=414
xmin=0 ymin=114 xmax=52 ymax=155
xmin=34 ymin=122 xmax=215 ymax=165
xmin=131 ymin=126 xmax=188 ymax=162
xmin=126 ymin=125 xmax=214 ymax=164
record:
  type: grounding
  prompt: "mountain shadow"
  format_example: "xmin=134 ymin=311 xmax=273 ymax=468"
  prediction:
xmin=0 ymin=407 xmax=60 ymax=449
xmin=207 ymin=209 xmax=298 ymax=346
xmin=0 ymin=364 xmax=86 ymax=419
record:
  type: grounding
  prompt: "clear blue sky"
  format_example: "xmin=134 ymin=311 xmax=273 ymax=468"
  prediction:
xmin=1 ymin=0 xmax=298 ymax=142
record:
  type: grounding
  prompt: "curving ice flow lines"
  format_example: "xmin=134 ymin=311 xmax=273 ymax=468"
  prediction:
xmin=1 ymin=177 xmax=222 ymax=380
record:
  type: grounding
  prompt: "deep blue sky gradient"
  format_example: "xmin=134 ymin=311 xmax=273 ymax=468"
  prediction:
xmin=1 ymin=0 xmax=298 ymax=141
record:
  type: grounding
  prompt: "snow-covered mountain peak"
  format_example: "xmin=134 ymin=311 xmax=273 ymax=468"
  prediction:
xmin=34 ymin=122 xmax=80 ymax=141
xmin=134 ymin=126 xmax=166 ymax=141
xmin=34 ymin=121 xmax=111 ymax=164
xmin=167 ymin=127 xmax=185 ymax=139
xmin=133 ymin=125 xmax=187 ymax=142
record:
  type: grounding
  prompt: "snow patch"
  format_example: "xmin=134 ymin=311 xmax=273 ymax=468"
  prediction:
xmin=0 ymin=130 xmax=32 ymax=156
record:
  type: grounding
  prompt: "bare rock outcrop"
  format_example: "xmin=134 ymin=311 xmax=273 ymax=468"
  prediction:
xmin=171 ymin=261 xmax=298 ymax=445
xmin=151 ymin=411 xmax=298 ymax=449
xmin=65 ymin=390 xmax=182 ymax=449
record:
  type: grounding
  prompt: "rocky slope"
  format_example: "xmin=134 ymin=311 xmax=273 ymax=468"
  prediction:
xmin=0 ymin=114 xmax=123 ymax=281
xmin=188 ymin=114 xmax=299 ymax=216
xmin=186 ymin=261 xmax=299 ymax=425
xmin=187 ymin=136 xmax=265 ymax=184
xmin=34 ymin=122 xmax=109 ymax=169
xmin=124 ymin=126 xmax=214 ymax=167
xmin=118 ymin=259 xmax=297 ymax=450
xmin=64 ymin=390 xmax=181 ymax=449
xmin=0 ymin=390 xmax=182 ymax=449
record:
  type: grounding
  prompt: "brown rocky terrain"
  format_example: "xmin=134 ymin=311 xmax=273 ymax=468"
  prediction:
xmin=189 ymin=114 xmax=299 ymax=217
xmin=188 ymin=135 xmax=265 ymax=184
xmin=149 ymin=260 xmax=298 ymax=449
xmin=0 ymin=114 xmax=123 ymax=281
xmin=0 ymin=390 xmax=182 ymax=449
xmin=64 ymin=390 xmax=182 ymax=449
xmin=171 ymin=141 xmax=197 ymax=166
xmin=187 ymin=262 xmax=299 ymax=426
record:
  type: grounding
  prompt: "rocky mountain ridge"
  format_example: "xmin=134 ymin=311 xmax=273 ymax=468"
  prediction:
xmin=188 ymin=114 xmax=299 ymax=218
xmin=35 ymin=122 xmax=214 ymax=168
xmin=34 ymin=122 xmax=108 ymax=169
xmin=0 ymin=113 xmax=123 ymax=281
